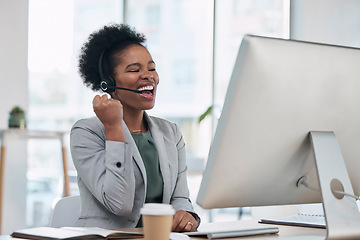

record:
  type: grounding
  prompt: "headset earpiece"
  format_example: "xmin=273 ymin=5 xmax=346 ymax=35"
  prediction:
xmin=100 ymin=77 xmax=116 ymax=94
xmin=98 ymin=50 xmax=116 ymax=94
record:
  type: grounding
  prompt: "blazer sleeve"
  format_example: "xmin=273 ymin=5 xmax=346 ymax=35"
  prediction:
xmin=70 ymin=117 xmax=137 ymax=216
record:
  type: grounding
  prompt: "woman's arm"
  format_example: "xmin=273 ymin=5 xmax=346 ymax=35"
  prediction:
xmin=70 ymin=117 xmax=137 ymax=216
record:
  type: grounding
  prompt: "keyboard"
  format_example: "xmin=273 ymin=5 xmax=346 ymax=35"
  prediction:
xmin=259 ymin=213 xmax=326 ymax=228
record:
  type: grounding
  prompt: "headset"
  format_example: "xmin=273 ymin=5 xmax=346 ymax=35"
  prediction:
xmin=98 ymin=50 xmax=142 ymax=94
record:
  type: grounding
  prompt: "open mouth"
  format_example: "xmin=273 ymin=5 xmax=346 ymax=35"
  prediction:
xmin=137 ymin=85 xmax=154 ymax=95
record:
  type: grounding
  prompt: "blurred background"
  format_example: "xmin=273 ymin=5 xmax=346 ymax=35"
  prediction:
xmin=1 ymin=0 xmax=360 ymax=235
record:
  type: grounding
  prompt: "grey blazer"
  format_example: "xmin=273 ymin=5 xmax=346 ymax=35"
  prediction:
xmin=70 ymin=113 xmax=196 ymax=229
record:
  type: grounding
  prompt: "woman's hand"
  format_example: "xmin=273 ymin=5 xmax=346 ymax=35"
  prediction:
xmin=92 ymin=94 xmax=125 ymax=142
xmin=172 ymin=210 xmax=198 ymax=232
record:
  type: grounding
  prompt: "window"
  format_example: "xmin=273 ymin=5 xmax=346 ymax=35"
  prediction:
xmin=214 ymin=0 xmax=290 ymax=109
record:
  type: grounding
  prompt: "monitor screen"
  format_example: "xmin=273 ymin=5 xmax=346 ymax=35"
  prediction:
xmin=197 ymin=35 xmax=360 ymax=210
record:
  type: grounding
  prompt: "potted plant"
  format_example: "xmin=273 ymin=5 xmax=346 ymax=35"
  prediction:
xmin=8 ymin=105 xmax=26 ymax=129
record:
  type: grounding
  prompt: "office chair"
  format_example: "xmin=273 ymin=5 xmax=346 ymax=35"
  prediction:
xmin=48 ymin=195 xmax=80 ymax=227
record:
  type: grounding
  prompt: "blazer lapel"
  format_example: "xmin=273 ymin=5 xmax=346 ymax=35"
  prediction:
xmin=145 ymin=114 xmax=172 ymax=203
xmin=123 ymin=120 xmax=147 ymax=188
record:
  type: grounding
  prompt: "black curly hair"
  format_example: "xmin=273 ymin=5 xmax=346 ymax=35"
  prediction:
xmin=78 ymin=23 xmax=147 ymax=91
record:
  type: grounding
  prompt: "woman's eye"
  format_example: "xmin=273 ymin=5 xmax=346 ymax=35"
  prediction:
xmin=128 ymin=69 xmax=140 ymax=72
xmin=149 ymin=69 xmax=156 ymax=72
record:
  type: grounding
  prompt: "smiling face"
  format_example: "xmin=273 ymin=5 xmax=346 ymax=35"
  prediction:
xmin=112 ymin=44 xmax=159 ymax=112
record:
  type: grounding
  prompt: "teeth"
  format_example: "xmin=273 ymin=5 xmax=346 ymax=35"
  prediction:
xmin=137 ymin=85 xmax=154 ymax=91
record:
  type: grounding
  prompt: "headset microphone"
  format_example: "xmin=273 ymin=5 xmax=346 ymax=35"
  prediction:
xmin=100 ymin=81 xmax=143 ymax=94
xmin=98 ymin=50 xmax=142 ymax=94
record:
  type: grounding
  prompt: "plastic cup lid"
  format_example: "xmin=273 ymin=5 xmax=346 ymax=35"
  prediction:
xmin=140 ymin=203 xmax=175 ymax=215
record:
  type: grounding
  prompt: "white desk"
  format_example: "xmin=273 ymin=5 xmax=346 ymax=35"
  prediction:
xmin=0 ymin=220 xmax=327 ymax=239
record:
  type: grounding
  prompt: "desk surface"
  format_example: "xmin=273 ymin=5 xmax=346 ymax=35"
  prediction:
xmin=0 ymin=220 xmax=326 ymax=240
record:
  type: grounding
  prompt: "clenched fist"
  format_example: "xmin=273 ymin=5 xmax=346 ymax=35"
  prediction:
xmin=93 ymin=94 xmax=125 ymax=142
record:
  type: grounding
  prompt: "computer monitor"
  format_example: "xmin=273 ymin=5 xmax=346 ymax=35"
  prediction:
xmin=196 ymin=35 xmax=360 ymax=238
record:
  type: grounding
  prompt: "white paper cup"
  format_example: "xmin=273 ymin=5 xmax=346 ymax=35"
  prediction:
xmin=140 ymin=203 xmax=175 ymax=240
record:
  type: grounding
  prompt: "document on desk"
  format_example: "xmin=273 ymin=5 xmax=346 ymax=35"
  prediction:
xmin=11 ymin=227 xmax=143 ymax=239
xmin=11 ymin=226 xmax=189 ymax=240
xmin=259 ymin=213 xmax=326 ymax=228
xmin=184 ymin=221 xmax=279 ymax=239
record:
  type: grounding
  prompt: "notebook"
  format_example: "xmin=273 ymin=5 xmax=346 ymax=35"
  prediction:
xmin=11 ymin=226 xmax=189 ymax=240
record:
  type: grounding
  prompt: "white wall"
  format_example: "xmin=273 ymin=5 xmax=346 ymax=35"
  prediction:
xmin=0 ymin=0 xmax=29 ymax=235
xmin=0 ymin=0 xmax=29 ymax=126
xmin=290 ymin=0 xmax=360 ymax=47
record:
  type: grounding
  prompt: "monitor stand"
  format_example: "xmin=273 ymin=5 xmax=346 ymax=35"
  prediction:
xmin=309 ymin=131 xmax=360 ymax=240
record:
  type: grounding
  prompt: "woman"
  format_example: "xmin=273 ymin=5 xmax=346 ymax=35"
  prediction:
xmin=70 ymin=23 xmax=200 ymax=232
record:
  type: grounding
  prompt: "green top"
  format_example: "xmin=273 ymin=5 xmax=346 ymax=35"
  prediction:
xmin=132 ymin=130 xmax=164 ymax=227
xmin=131 ymin=131 xmax=164 ymax=203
